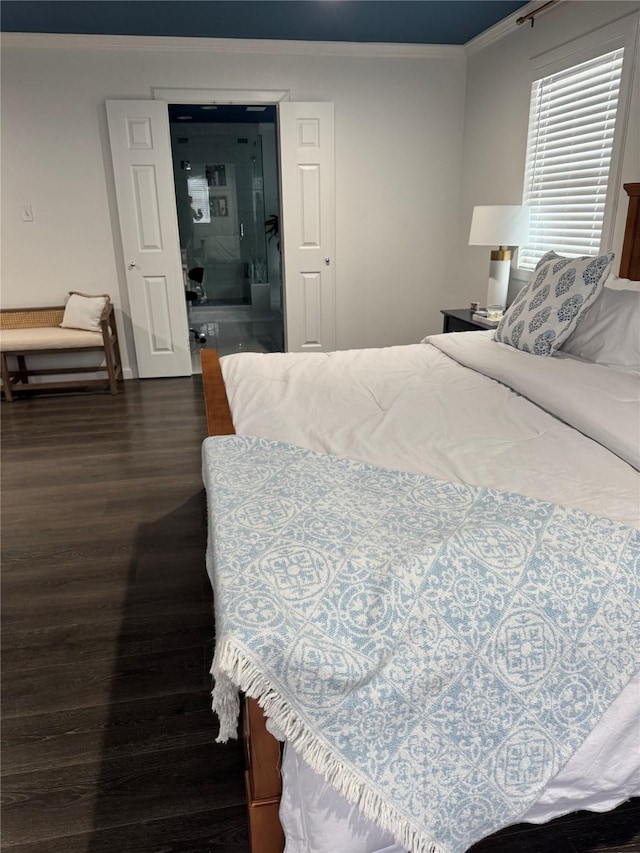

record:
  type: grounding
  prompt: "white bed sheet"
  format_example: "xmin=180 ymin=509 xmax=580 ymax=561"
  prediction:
xmin=219 ymin=337 xmax=640 ymax=851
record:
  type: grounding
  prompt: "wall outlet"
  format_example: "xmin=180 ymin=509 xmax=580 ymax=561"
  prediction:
xmin=21 ymin=205 xmax=34 ymax=222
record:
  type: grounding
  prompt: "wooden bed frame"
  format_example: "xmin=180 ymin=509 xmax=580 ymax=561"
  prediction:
xmin=201 ymin=182 xmax=640 ymax=853
xmin=201 ymin=347 xmax=285 ymax=853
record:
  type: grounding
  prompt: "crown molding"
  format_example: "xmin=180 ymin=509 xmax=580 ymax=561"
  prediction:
xmin=465 ymin=0 xmax=564 ymax=56
xmin=153 ymin=87 xmax=290 ymax=104
xmin=1 ymin=31 xmax=465 ymax=61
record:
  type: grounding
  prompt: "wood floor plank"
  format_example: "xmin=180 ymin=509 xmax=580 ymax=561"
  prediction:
xmin=0 ymin=544 xmax=208 ymax=589
xmin=1 ymin=742 xmax=246 ymax=845
xmin=2 ymin=536 xmax=206 ymax=564
xmin=0 ymin=805 xmax=249 ymax=853
xmin=1 ymin=577 xmax=210 ymax=628
xmin=2 ymin=645 xmax=213 ymax=719
xmin=0 ymin=556 xmax=208 ymax=597
xmin=1 ymin=692 xmax=221 ymax=775
xmin=1 ymin=517 xmax=207 ymax=570
xmin=1 ymin=553 xmax=209 ymax=595
xmin=2 ymin=611 xmax=214 ymax=672
xmin=0 ymin=477 xmax=205 ymax=508
xmin=1 ymin=456 xmax=205 ymax=490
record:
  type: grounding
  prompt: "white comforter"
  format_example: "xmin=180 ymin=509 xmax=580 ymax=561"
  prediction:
xmin=219 ymin=333 xmax=640 ymax=851
xmin=221 ymin=334 xmax=639 ymax=527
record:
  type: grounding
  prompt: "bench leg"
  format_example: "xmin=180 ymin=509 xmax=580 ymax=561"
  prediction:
xmin=103 ymin=336 xmax=119 ymax=395
xmin=1 ymin=353 xmax=14 ymax=402
xmin=110 ymin=314 xmax=123 ymax=384
xmin=17 ymin=354 xmax=29 ymax=384
xmin=102 ymin=313 xmax=123 ymax=395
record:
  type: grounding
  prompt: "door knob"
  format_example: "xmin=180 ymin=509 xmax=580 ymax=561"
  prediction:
xmin=325 ymin=257 xmax=331 ymax=266
xmin=128 ymin=261 xmax=136 ymax=269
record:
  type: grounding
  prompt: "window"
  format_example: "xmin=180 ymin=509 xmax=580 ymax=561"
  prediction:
xmin=520 ymin=48 xmax=625 ymax=271
xmin=187 ymin=173 xmax=211 ymax=224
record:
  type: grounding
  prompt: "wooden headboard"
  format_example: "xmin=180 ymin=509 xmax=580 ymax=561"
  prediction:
xmin=621 ymin=182 xmax=640 ymax=280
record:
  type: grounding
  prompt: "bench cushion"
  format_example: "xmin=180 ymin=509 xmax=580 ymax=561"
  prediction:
xmin=0 ymin=327 xmax=104 ymax=352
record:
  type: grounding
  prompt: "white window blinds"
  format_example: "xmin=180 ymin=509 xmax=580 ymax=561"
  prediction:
xmin=187 ymin=174 xmax=211 ymax=224
xmin=520 ymin=47 xmax=624 ymax=271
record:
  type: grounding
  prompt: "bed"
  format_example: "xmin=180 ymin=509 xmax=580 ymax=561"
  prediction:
xmin=201 ymin=182 xmax=640 ymax=853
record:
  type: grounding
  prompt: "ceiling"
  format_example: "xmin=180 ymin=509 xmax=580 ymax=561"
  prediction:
xmin=1 ymin=1 xmax=528 ymax=46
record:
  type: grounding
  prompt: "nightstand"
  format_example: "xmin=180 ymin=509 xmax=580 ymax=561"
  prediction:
xmin=440 ymin=308 xmax=494 ymax=333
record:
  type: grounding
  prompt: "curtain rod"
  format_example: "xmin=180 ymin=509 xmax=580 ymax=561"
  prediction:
xmin=516 ymin=0 xmax=560 ymax=28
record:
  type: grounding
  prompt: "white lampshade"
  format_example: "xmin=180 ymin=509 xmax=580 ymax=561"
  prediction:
xmin=469 ymin=205 xmax=530 ymax=311
xmin=469 ymin=205 xmax=530 ymax=247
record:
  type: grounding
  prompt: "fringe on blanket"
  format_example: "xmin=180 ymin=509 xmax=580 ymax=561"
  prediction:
xmin=210 ymin=638 xmax=447 ymax=853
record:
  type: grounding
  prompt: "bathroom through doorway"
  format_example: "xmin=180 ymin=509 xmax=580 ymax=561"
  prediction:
xmin=169 ymin=103 xmax=284 ymax=369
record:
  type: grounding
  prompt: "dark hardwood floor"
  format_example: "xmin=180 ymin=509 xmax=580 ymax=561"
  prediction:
xmin=1 ymin=379 xmax=638 ymax=852
xmin=1 ymin=379 xmax=248 ymax=852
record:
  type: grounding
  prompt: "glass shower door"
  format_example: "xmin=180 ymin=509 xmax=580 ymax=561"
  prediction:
xmin=177 ymin=135 xmax=268 ymax=307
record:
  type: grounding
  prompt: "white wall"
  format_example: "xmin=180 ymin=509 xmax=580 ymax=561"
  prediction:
xmin=0 ymin=35 xmax=467 ymax=373
xmin=456 ymin=1 xmax=640 ymax=309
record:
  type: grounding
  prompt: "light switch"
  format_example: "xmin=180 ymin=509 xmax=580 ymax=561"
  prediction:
xmin=21 ymin=205 xmax=34 ymax=222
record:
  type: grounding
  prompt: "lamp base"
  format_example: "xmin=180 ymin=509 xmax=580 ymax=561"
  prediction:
xmin=486 ymin=258 xmax=511 ymax=310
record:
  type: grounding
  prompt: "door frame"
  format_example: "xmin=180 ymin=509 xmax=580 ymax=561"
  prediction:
xmin=150 ymin=89 xmax=337 ymax=355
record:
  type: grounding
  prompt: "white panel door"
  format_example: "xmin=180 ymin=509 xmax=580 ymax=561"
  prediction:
xmin=106 ymin=100 xmax=191 ymax=378
xmin=279 ymin=103 xmax=335 ymax=352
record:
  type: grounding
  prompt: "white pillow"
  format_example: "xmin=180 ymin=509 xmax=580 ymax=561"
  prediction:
xmin=60 ymin=291 xmax=109 ymax=332
xmin=604 ymin=273 xmax=640 ymax=292
xmin=561 ymin=286 xmax=640 ymax=372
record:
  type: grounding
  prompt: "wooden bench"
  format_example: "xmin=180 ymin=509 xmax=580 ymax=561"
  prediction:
xmin=0 ymin=304 xmax=122 ymax=402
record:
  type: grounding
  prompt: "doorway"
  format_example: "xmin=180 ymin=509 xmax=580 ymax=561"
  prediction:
xmin=169 ymin=104 xmax=284 ymax=369
xmin=106 ymin=98 xmax=335 ymax=377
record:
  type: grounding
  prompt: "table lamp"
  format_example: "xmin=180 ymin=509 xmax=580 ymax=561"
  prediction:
xmin=469 ymin=205 xmax=530 ymax=311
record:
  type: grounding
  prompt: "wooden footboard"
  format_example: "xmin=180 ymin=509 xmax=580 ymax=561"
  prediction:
xmin=201 ymin=348 xmax=285 ymax=853
xmin=201 ymin=349 xmax=235 ymax=436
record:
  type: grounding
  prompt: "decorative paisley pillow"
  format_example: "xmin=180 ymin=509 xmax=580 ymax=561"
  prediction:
xmin=495 ymin=251 xmax=615 ymax=356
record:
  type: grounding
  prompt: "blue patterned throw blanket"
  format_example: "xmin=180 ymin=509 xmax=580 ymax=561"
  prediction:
xmin=203 ymin=435 xmax=639 ymax=853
